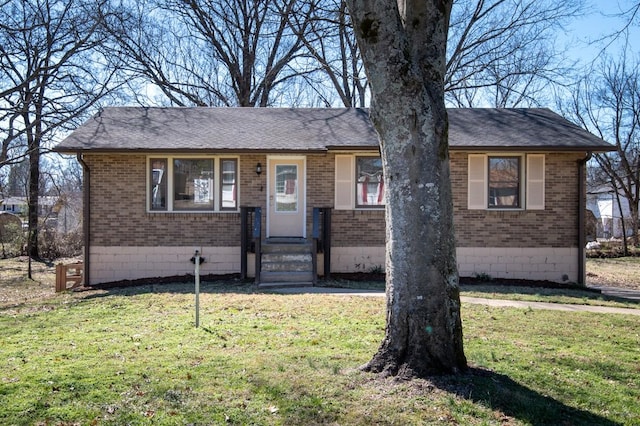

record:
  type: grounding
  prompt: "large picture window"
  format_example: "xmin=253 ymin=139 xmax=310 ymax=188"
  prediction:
xmin=173 ymin=159 xmax=214 ymax=210
xmin=356 ymin=156 xmax=384 ymax=208
xmin=148 ymin=156 xmax=237 ymax=212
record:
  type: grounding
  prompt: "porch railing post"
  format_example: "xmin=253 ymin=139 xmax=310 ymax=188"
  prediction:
xmin=323 ymin=208 xmax=332 ymax=279
xmin=240 ymin=207 xmax=248 ymax=279
xmin=253 ymin=207 xmax=262 ymax=284
xmin=312 ymin=208 xmax=320 ymax=285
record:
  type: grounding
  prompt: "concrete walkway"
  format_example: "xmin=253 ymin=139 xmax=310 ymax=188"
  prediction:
xmin=269 ymin=286 xmax=640 ymax=316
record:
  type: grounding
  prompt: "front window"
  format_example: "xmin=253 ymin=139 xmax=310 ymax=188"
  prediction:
xmin=356 ymin=156 xmax=384 ymax=208
xmin=150 ymin=158 xmax=167 ymax=211
xmin=220 ymin=159 xmax=237 ymax=210
xmin=148 ymin=156 xmax=238 ymax=212
xmin=488 ymin=156 xmax=520 ymax=208
xmin=173 ymin=159 xmax=214 ymax=211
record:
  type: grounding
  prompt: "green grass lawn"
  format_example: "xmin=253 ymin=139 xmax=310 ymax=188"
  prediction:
xmin=1 ymin=281 xmax=639 ymax=425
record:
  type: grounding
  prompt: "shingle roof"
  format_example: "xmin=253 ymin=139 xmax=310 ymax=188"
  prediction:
xmin=448 ymin=108 xmax=613 ymax=151
xmin=54 ymin=107 xmax=614 ymax=153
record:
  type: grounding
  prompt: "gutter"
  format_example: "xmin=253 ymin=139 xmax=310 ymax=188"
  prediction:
xmin=77 ymin=153 xmax=90 ymax=286
xmin=578 ymin=152 xmax=592 ymax=286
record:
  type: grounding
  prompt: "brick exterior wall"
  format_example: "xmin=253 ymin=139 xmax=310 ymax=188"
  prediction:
xmin=450 ymin=152 xmax=581 ymax=248
xmin=86 ymin=154 xmax=260 ymax=247
xmin=84 ymin=150 xmax=584 ymax=284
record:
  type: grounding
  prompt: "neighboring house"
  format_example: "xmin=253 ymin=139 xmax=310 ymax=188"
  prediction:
xmin=54 ymin=107 xmax=613 ymax=286
xmin=0 ymin=196 xmax=59 ymax=217
xmin=1 ymin=196 xmax=28 ymax=215
xmin=587 ymin=184 xmax=637 ymax=239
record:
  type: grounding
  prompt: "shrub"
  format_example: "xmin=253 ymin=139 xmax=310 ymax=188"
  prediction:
xmin=38 ymin=227 xmax=83 ymax=259
xmin=0 ymin=222 xmax=26 ymax=258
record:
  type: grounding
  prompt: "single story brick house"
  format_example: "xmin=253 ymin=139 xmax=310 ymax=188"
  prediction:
xmin=55 ymin=107 xmax=613 ymax=286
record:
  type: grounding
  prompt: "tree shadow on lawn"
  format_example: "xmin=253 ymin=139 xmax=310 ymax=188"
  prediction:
xmin=430 ymin=367 xmax=620 ymax=426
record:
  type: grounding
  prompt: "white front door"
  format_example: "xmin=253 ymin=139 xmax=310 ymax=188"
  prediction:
xmin=267 ymin=157 xmax=306 ymax=237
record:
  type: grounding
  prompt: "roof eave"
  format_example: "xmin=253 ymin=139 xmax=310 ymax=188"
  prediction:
xmin=448 ymin=145 xmax=616 ymax=153
xmin=54 ymin=147 xmax=330 ymax=155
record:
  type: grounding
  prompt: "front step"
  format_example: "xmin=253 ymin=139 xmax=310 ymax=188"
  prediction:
xmin=258 ymin=240 xmax=315 ymax=287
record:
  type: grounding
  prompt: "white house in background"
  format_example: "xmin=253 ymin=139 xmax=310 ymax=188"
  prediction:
xmin=587 ymin=184 xmax=637 ymax=239
xmin=0 ymin=195 xmax=82 ymax=233
xmin=0 ymin=196 xmax=28 ymax=214
xmin=0 ymin=196 xmax=61 ymax=216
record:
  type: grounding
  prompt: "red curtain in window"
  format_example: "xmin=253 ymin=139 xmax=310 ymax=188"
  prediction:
xmin=377 ymin=179 xmax=384 ymax=204
xmin=361 ymin=176 xmax=369 ymax=204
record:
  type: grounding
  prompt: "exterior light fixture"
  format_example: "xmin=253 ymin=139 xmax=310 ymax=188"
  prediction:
xmin=256 ymin=163 xmax=262 ymax=176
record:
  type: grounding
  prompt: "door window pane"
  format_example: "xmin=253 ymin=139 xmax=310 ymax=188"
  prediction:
xmin=275 ymin=165 xmax=297 ymax=212
xmin=173 ymin=159 xmax=214 ymax=210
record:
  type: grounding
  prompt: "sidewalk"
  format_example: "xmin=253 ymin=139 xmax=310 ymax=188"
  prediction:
xmin=270 ymin=286 xmax=640 ymax=316
xmin=588 ymin=285 xmax=640 ymax=301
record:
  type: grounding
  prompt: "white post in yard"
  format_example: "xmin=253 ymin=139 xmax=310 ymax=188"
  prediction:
xmin=194 ymin=250 xmax=200 ymax=328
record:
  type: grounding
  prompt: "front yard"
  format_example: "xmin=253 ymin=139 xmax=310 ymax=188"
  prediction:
xmin=1 ymin=257 xmax=639 ymax=425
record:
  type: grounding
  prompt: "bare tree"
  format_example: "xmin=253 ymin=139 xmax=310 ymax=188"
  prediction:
xmin=304 ymin=0 xmax=580 ymax=108
xmin=445 ymin=0 xmax=581 ymax=107
xmin=108 ymin=0 xmax=317 ymax=107
xmin=346 ymin=0 xmax=466 ymax=376
xmin=567 ymin=54 xmax=640 ymax=252
xmin=290 ymin=0 xmax=368 ymax=107
xmin=0 ymin=0 xmax=120 ymax=260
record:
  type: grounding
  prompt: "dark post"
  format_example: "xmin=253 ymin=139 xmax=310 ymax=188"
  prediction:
xmin=253 ymin=207 xmax=262 ymax=284
xmin=323 ymin=208 xmax=332 ymax=279
xmin=240 ymin=207 xmax=248 ymax=279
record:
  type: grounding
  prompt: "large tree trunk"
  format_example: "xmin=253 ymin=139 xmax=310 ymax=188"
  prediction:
xmin=347 ymin=0 xmax=466 ymax=376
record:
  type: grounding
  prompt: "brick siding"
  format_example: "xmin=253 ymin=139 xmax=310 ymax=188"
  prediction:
xmin=451 ymin=152 xmax=581 ymax=248
xmin=86 ymin=151 xmax=582 ymax=250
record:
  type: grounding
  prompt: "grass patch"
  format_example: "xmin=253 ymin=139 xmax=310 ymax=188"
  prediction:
xmin=587 ymin=257 xmax=640 ymax=290
xmin=1 ymin=282 xmax=639 ymax=425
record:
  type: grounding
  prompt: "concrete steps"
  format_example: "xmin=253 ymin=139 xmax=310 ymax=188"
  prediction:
xmin=258 ymin=239 xmax=315 ymax=288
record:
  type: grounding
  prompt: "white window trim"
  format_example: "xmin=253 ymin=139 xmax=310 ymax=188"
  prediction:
xmin=146 ymin=155 xmax=240 ymax=213
xmin=468 ymin=153 xmax=545 ymax=211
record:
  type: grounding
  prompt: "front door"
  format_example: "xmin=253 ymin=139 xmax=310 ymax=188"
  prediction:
xmin=267 ymin=157 xmax=306 ymax=237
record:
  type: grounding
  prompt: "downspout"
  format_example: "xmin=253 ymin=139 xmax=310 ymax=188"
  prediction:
xmin=77 ymin=153 xmax=90 ymax=286
xmin=578 ymin=152 xmax=592 ymax=286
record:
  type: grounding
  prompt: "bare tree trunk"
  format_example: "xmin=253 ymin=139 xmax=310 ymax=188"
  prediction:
xmin=27 ymin=146 xmax=40 ymax=259
xmin=347 ymin=0 xmax=466 ymax=377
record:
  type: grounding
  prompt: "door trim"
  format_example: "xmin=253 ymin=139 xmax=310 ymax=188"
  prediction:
xmin=266 ymin=155 xmax=307 ymax=238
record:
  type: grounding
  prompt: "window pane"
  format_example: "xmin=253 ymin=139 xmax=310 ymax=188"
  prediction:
xmin=275 ymin=165 xmax=297 ymax=212
xmin=220 ymin=159 xmax=237 ymax=210
xmin=488 ymin=157 xmax=520 ymax=208
xmin=356 ymin=157 xmax=384 ymax=207
xmin=173 ymin=159 xmax=214 ymax=210
xmin=150 ymin=158 xmax=167 ymax=211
